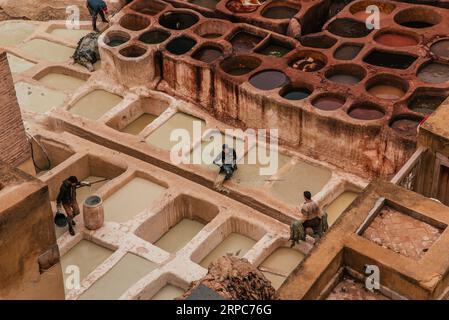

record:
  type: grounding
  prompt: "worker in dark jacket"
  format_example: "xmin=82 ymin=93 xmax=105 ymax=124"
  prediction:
xmin=86 ymin=0 xmax=109 ymax=32
xmin=56 ymin=176 xmax=90 ymax=235
xmin=212 ymin=144 xmax=237 ymax=192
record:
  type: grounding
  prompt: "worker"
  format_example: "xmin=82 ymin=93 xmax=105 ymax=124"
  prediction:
xmin=86 ymin=0 xmax=109 ymax=32
xmin=212 ymin=144 xmax=237 ymax=192
xmin=56 ymin=176 xmax=91 ymax=236
xmin=300 ymin=191 xmax=327 ymax=238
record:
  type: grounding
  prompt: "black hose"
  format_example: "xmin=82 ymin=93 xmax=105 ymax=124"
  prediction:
xmin=26 ymin=133 xmax=51 ymax=172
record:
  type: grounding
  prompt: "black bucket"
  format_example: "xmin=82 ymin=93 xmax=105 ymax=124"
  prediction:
xmin=54 ymin=212 xmax=68 ymax=227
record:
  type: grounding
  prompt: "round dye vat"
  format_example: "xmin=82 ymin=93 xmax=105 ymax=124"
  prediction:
xmin=417 ymin=62 xmax=449 ymax=84
xmin=192 ymin=46 xmax=223 ymax=63
xmin=375 ymin=33 xmax=417 ymax=47
xmin=313 ymin=96 xmax=345 ymax=111
xmin=226 ymin=0 xmax=258 ymax=13
xmin=281 ymin=88 xmax=311 ymax=100
xmin=390 ymin=118 xmax=420 ymax=138
xmin=348 ymin=105 xmax=384 ymax=120
xmin=220 ymin=56 xmax=261 ymax=76
xmin=408 ymin=95 xmax=445 ymax=115
xmin=328 ymin=74 xmax=361 ymax=85
xmin=401 ymin=21 xmax=434 ymax=29
xmin=249 ymin=70 xmax=288 ymax=90
xmin=166 ymin=37 xmax=196 ymax=55
xmin=159 ymin=12 xmax=199 ymax=30
xmin=327 ymin=18 xmax=371 ymax=38
xmin=262 ymin=6 xmax=299 ymax=19
xmin=139 ymin=30 xmax=170 ymax=44
xmin=300 ymin=35 xmax=337 ymax=49
xmin=430 ymin=40 xmax=449 ymax=59
xmin=333 ymin=44 xmax=362 ymax=60
xmin=291 ymin=54 xmax=325 ymax=72
xmin=368 ymin=85 xmax=405 ymax=100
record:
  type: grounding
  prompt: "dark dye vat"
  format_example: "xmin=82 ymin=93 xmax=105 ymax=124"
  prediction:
xmin=333 ymin=44 xmax=362 ymax=60
xmin=202 ymin=33 xmax=222 ymax=39
xmin=299 ymin=35 xmax=337 ymax=49
xmin=313 ymin=96 xmax=345 ymax=111
xmin=166 ymin=37 xmax=196 ymax=55
xmin=190 ymin=0 xmax=219 ymax=10
xmin=192 ymin=47 xmax=223 ymax=63
xmin=249 ymin=70 xmax=288 ymax=90
xmin=281 ymin=88 xmax=311 ymax=100
xmin=107 ymin=38 xmax=128 ymax=47
xmin=159 ymin=12 xmax=199 ymax=30
xmin=401 ymin=21 xmax=433 ymax=29
xmin=390 ymin=118 xmax=420 ymax=138
xmin=226 ymin=0 xmax=258 ymax=13
xmin=328 ymin=74 xmax=361 ymax=85
xmin=417 ymin=62 xmax=449 ymax=84
xmin=220 ymin=56 xmax=261 ymax=76
xmin=348 ymin=106 xmax=384 ymax=120
xmin=408 ymin=95 xmax=445 ymax=115
xmin=256 ymin=41 xmax=292 ymax=57
xmin=431 ymin=40 xmax=449 ymax=58
xmin=262 ymin=6 xmax=299 ymax=19
xmin=139 ymin=30 xmax=170 ymax=44
xmin=327 ymin=19 xmax=371 ymax=38
xmin=363 ymin=51 xmax=416 ymax=69
xmin=291 ymin=57 xmax=325 ymax=72
xmin=229 ymin=31 xmax=263 ymax=53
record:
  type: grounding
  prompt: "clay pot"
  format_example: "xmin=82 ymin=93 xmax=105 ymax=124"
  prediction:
xmin=83 ymin=195 xmax=104 ymax=230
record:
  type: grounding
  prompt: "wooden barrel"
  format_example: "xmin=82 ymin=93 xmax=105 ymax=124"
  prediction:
xmin=83 ymin=195 xmax=104 ymax=230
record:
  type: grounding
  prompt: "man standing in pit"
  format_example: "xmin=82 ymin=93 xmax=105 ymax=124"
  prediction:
xmin=56 ymin=176 xmax=91 ymax=236
xmin=213 ymin=144 xmax=238 ymax=193
xmin=86 ymin=0 xmax=109 ymax=32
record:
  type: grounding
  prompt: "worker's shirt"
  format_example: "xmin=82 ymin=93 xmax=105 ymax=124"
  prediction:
xmin=56 ymin=181 xmax=80 ymax=205
xmin=214 ymin=149 xmax=237 ymax=166
xmin=301 ymin=200 xmax=321 ymax=221
xmin=87 ymin=0 xmax=107 ymax=13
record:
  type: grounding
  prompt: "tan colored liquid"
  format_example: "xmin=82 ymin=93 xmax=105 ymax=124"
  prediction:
xmin=154 ymin=218 xmax=205 ymax=253
xmin=269 ymin=160 xmax=332 ymax=205
xmin=103 ymin=177 xmax=166 ymax=223
xmin=50 ymin=28 xmax=90 ymax=42
xmin=19 ymin=39 xmax=74 ymax=62
xmin=146 ymin=113 xmax=205 ymax=150
xmin=151 ymin=285 xmax=184 ymax=300
xmin=325 ymin=191 xmax=358 ymax=226
xmin=258 ymin=248 xmax=304 ymax=289
xmin=121 ymin=114 xmax=158 ymax=135
xmin=0 ymin=22 xmax=35 ymax=46
xmin=79 ymin=253 xmax=158 ymax=300
xmin=69 ymin=90 xmax=122 ymax=120
xmin=200 ymin=233 xmax=256 ymax=268
xmin=14 ymin=81 xmax=66 ymax=113
xmin=234 ymin=151 xmax=290 ymax=188
xmin=368 ymin=85 xmax=405 ymax=100
xmin=61 ymin=240 xmax=113 ymax=294
xmin=38 ymin=73 xmax=86 ymax=91
xmin=7 ymin=54 xmax=35 ymax=74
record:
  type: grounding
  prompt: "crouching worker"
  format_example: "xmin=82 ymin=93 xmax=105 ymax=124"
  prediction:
xmin=56 ymin=176 xmax=91 ymax=236
xmin=290 ymin=191 xmax=328 ymax=246
xmin=87 ymin=0 xmax=109 ymax=32
xmin=212 ymin=144 xmax=237 ymax=193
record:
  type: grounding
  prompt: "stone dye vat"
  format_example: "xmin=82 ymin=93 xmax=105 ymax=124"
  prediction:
xmin=49 ymin=28 xmax=90 ymax=42
xmin=61 ymin=240 xmax=113 ymax=294
xmin=103 ymin=177 xmax=166 ymax=223
xmin=0 ymin=22 xmax=35 ymax=46
xmin=69 ymin=90 xmax=122 ymax=120
xmin=6 ymin=54 xmax=35 ymax=74
xmin=79 ymin=253 xmax=158 ymax=300
xmin=325 ymin=191 xmax=358 ymax=226
xmin=19 ymin=39 xmax=74 ymax=62
xmin=37 ymin=73 xmax=86 ymax=92
xmin=121 ymin=114 xmax=158 ymax=135
xmin=151 ymin=284 xmax=185 ymax=300
xmin=154 ymin=219 xmax=205 ymax=253
xmin=14 ymin=82 xmax=66 ymax=113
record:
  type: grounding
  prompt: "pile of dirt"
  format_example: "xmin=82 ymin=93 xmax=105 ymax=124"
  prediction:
xmin=181 ymin=255 xmax=276 ymax=300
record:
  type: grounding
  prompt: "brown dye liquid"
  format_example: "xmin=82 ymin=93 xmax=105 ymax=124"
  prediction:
xmin=249 ymin=70 xmax=288 ymax=90
xmin=226 ymin=0 xmax=258 ymax=13
xmin=368 ymin=85 xmax=405 ymax=100
xmin=313 ymin=96 xmax=345 ymax=111
xmin=408 ymin=95 xmax=445 ymax=115
xmin=328 ymin=74 xmax=360 ymax=85
xmin=348 ymin=107 xmax=384 ymax=120
xmin=390 ymin=118 xmax=419 ymax=138
xmin=190 ymin=0 xmax=219 ymax=10
xmin=333 ymin=44 xmax=362 ymax=60
xmin=262 ymin=6 xmax=298 ymax=19
xmin=257 ymin=43 xmax=291 ymax=57
xmin=431 ymin=40 xmax=449 ymax=58
xmin=121 ymin=114 xmax=158 ymax=135
xmin=192 ymin=47 xmax=223 ymax=63
xmin=229 ymin=31 xmax=263 ymax=53
xmin=375 ymin=33 xmax=417 ymax=47
xmin=418 ymin=62 xmax=449 ymax=84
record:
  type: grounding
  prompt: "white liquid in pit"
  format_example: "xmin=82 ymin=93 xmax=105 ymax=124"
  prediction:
xmin=145 ymin=113 xmax=205 ymax=150
xmin=151 ymin=285 xmax=185 ymax=300
xmin=49 ymin=28 xmax=90 ymax=42
xmin=269 ymin=160 xmax=332 ymax=205
xmin=154 ymin=218 xmax=205 ymax=253
xmin=200 ymin=233 xmax=256 ymax=268
xmin=79 ymin=253 xmax=158 ymax=300
xmin=121 ymin=113 xmax=158 ymax=135
xmin=7 ymin=54 xmax=35 ymax=74
xmin=61 ymin=240 xmax=113 ymax=294
xmin=0 ymin=22 xmax=35 ymax=46
xmin=103 ymin=177 xmax=166 ymax=223
xmin=258 ymin=248 xmax=304 ymax=290
xmin=14 ymin=81 xmax=66 ymax=113
xmin=38 ymin=73 xmax=86 ymax=91
xmin=234 ymin=151 xmax=290 ymax=188
xmin=325 ymin=191 xmax=358 ymax=226
xmin=19 ymin=39 xmax=74 ymax=62
xmin=69 ymin=90 xmax=122 ymax=120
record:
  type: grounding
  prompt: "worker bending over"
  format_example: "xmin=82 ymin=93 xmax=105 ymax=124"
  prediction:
xmin=213 ymin=144 xmax=237 ymax=192
xmin=86 ymin=0 xmax=109 ymax=32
